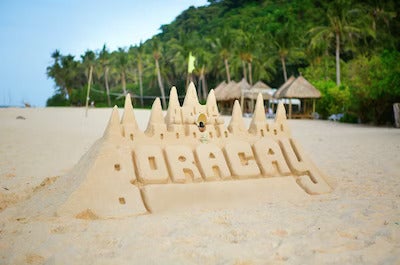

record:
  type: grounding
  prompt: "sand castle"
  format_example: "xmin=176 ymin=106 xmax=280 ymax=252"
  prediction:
xmin=58 ymin=83 xmax=332 ymax=219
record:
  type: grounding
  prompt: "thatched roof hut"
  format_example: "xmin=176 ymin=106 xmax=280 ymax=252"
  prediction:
xmin=273 ymin=75 xmax=296 ymax=99
xmin=274 ymin=76 xmax=321 ymax=99
xmin=238 ymin=80 xmax=274 ymax=114
xmin=215 ymin=79 xmax=251 ymax=101
xmin=228 ymin=78 xmax=251 ymax=100
xmin=218 ymin=81 xmax=237 ymax=101
xmin=243 ymin=81 xmax=273 ymax=100
xmin=213 ymin=79 xmax=251 ymax=114
xmin=213 ymin=81 xmax=228 ymax=101
xmin=273 ymin=76 xmax=321 ymax=119
xmin=251 ymin=81 xmax=271 ymax=90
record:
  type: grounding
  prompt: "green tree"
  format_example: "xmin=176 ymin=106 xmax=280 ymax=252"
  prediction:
xmin=212 ymin=29 xmax=233 ymax=82
xmin=113 ymin=47 xmax=130 ymax=95
xmin=136 ymin=42 xmax=145 ymax=107
xmin=81 ymin=50 xmax=96 ymax=115
xmin=194 ymin=46 xmax=213 ymax=101
xmin=152 ymin=37 xmax=167 ymax=109
xmin=47 ymin=50 xmax=66 ymax=97
xmin=344 ymin=51 xmax=400 ymax=124
xmin=237 ymin=31 xmax=256 ymax=84
xmin=308 ymin=0 xmax=374 ymax=85
xmin=270 ymin=21 xmax=303 ymax=82
xmin=98 ymin=44 xmax=111 ymax=106
xmin=59 ymin=54 xmax=81 ymax=100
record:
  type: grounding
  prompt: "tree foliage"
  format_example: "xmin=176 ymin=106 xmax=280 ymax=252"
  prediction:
xmin=46 ymin=0 xmax=400 ymax=124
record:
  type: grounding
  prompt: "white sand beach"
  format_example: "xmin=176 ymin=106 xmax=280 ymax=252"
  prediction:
xmin=0 ymin=107 xmax=399 ymax=264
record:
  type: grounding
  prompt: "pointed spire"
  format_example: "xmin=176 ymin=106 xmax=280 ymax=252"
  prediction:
xmin=275 ymin=102 xmax=287 ymax=123
xmin=103 ymin=106 xmax=122 ymax=138
xmin=228 ymin=100 xmax=246 ymax=134
xmin=169 ymin=87 xmax=180 ymax=109
xmin=165 ymin=86 xmax=181 ymax=125
xmin=149 ymin=98 xmax=164 ymax=124
xmin=248 ymin=93 xmax=267 ymax=134
xmin=121 ymin=93 xmax=138 ymax=129
xmin=206 ymin=89 xmax=219 ymax=115
xmin=251 ymin=93 xmax=267 ymax=123
xmin=145 ymin=98 xmax=165 ymax=134
xmin=206 ymin=89 xmax=224 ymax=124
xmin=183 ymin=82 xmax=199 ymax=107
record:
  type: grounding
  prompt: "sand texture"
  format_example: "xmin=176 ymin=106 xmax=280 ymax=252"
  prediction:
xmin=0 ymin=106 xmax=399 ymax=264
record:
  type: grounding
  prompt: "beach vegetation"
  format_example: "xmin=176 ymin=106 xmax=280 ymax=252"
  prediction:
xmin=46 ymin=0 xmax=400 ymax=125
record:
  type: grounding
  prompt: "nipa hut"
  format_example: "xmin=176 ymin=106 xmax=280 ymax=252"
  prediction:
xmin=273 ymin=75 xmax=321 ymax=119
xmin=213 ymin=81 xmax=228 ymax=101
xmin=214 ymin=79 xmax=250 ymax=114
xmin=241 ymin=81 xmax=273 ymax=114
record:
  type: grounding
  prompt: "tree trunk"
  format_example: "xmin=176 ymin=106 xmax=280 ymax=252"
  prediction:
xmin=197 ymin=74 xmax=202 ymax=100
xmin=242 ymin=60 xmax=247 ymax=82
xmin=224 ymin=58 xmax=231 ymax=83
xmin=85 ymin=65 xmax=93 ymax=117
xmin=121 ymin=71 xmax=127 ymax=95
xmin=247 ymin=62 xmax=253 ymax=85
xmin=281 ymin=56 xmax=287 ymax=82
xmin=155 ymin=59 xmax=167 ymax=109
xmin=324 ymin=50 xmax=329 ymax=80
xmin=66 ymin=88 xmax=72 ymax=99
xmin=335 ymin=32 xmax=341 ymax=86
xmin=63 ymin=87 xmax=70 ymax=99
xmin=138 ymin=61 xmax=144 ymax=107
xmin=104 ymin=66 xmax=111 ymax=107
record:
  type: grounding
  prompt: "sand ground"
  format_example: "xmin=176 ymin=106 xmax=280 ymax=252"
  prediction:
xmin=0 ymin=107 xmax=399 ymax=264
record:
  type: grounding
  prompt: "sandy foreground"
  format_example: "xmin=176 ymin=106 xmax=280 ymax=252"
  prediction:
xmin=0 ymin=107 xmax=399 ymax=265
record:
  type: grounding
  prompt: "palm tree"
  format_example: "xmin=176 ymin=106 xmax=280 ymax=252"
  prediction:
xmin=239 ymin=50 xmax=248 ymax=82
xmin=113 ymin=47 xmax=129 ymax=95
xmin=237 ymin=31 xmax=250 ymax=83
xmin=308 ymin=1 xmax=374 ymax=85
xmin=98 ymin=44 xmax=111 ymax=106
xmin=369 ymin=3 xmax=396 ymax=33
xmin=365 ymin=1 xmax=396 ymax=52
xmin=212 ymin=29 xmax=233 ymax=83
xmin=136 ymin=42 xmax=145 ymax=107
xmin=152 ymin=38 xmax=167 ymax=109
xmin=81 ymin=50 xmax=96 ymax=115
xmin=271 ymin=28 xmax=290 ymax=83
xmin=59 ymin=54 xmax=79 ymax=99
xmin=238 ymin=31 xmax=257 ymax=85
xmin=193 ymin=46 xmax=213 ymax=101
xmin=47 ymin=50 xmax=68 ymax=97
xmin=164 ymin=31 xmax=199 ymax=89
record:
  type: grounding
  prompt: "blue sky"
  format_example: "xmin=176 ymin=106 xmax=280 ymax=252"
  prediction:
xmin=0 ymin=0 xmax=208 ymax=106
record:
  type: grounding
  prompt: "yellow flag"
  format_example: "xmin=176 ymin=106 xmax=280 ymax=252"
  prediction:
xmin=188 ymin=52 xmax=196 ymax=73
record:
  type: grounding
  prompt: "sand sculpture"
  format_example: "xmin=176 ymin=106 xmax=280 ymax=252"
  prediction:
xmin=58 ymin=83 xmax=332 ymax=219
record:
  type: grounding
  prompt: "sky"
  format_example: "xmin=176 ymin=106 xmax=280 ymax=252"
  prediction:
xmin=0 ymin=0 xmax=209 ymax=107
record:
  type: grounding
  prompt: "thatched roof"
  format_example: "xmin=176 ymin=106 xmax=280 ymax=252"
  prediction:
xmin=218 ymin=81 xmax=237 ymax=101
xmin=273 ymin=75 xmax=296 ymax=99
xmin=243 ymin=89 xmax=273 ymax=100
xmin=213 ymin=81 xmax=228 ymax=101
xmin=243 ymin=80 xmax=273 ymax=100
xmin=229 ymin=78 xmax=251 ymax=100
xmin=273 ymin=76 xmax=321 ymax=99
xmin=251 ymin=80 xmax=271 ymax=90
xmin=215 ymin=79 xmax=250 ymax=101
